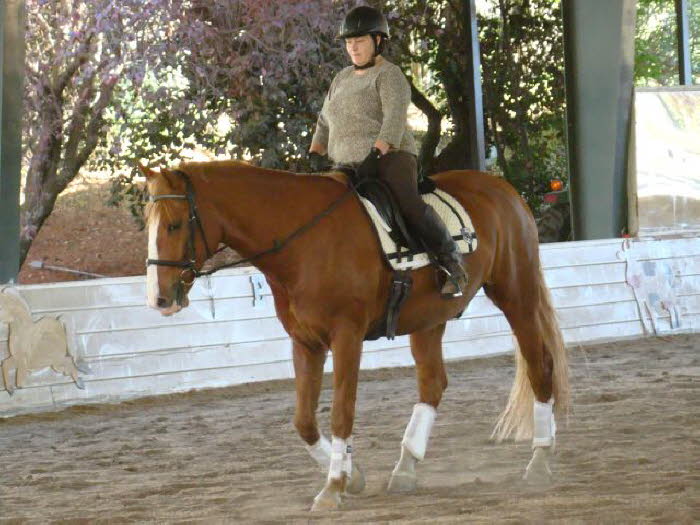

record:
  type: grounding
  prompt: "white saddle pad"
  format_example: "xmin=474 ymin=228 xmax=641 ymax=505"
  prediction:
xmin=359 ymin=188 xmax=478 ymax=271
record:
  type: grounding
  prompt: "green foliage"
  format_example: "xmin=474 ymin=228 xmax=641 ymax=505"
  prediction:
xmin=384 ymin=0 xmax=568 ymax=214
xmin=635 ymin=0 xmax=700 ymax=86
xmin=635 ymin=0 xmax=681 ymax=85
xmin=693 ymin=0 xmax=700 ymax=81
xmin=478 ymin=1 xmax=567 ymax=212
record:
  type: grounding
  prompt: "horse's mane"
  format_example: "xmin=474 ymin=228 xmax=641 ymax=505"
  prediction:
xmin=175 ymin=159 xmax=350 ymax=189
xmin=145 ymin=159 xmax=348 ymax=225
xmin=180 ymin=159 xmax=252 ymax=171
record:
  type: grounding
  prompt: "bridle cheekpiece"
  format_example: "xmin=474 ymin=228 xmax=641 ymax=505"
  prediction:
xmin=145 ymin=170 xmax=212 ymax=285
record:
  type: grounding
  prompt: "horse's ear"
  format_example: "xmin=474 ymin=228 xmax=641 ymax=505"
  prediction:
xmin=138 ymin=163 xmax=158 ymax=180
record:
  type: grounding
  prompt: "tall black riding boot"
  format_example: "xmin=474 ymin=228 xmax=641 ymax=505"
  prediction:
xmin=416 ymin=206 xmax=468 ymax=298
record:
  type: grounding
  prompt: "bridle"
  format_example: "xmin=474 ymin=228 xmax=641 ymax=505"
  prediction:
xmin=146 ymin=168 xmax=363 ymax=285
xmin=146 ymin=170 xmax=213 ymax=286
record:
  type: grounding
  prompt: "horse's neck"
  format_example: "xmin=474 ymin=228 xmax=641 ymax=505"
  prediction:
xmin=201 ymin=169 xmax=342 ymax=280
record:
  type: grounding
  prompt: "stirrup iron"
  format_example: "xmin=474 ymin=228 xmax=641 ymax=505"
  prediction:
xmin=438 ymin=265 xmax=465 ymax=298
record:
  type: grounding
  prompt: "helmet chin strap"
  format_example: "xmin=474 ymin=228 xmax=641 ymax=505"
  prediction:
xmin=353 ymin=35 xmax=380 ymax=70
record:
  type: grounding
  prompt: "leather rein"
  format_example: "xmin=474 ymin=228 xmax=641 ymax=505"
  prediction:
xmin=146 ymin=169 xmax=361 ymax=283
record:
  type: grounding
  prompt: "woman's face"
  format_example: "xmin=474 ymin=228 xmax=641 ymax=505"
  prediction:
xmin=345 ymin=34 xmax=377 ymax=66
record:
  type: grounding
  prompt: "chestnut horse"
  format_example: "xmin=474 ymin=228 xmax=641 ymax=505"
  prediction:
xmin=141 ymin=160 xmax=569 ymax=511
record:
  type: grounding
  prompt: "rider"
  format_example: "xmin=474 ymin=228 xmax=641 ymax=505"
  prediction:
xmin=309 ymin=5 xmax=468 ymax=297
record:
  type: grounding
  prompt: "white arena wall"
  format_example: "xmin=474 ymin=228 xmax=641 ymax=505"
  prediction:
xmin=1 ymin=236 xmax=698 ymax=417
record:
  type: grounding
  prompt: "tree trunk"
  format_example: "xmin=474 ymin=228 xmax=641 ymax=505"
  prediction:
xmin=19 ymin=71 xmax=116 ymax=267
xmin=408 ymin=79 xmax=442 ymax=177
xmin=421 ymin=0 xmax=481 ymax=175
xmin=19 ymin=185 xmax=64 ymax=266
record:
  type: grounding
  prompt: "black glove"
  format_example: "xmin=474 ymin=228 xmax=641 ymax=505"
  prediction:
xmin=308 ymin=151 xmax=329 ymax=172
xmin=356 ymin=147 xmax=383 ymax=179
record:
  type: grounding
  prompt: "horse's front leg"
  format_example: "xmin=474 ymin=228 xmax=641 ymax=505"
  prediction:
xmin=1 ymin=356 xmax=16 ymax=395
xmin=292 ymin=339 xmax=326 ymax=452
xmin=388 ymin=323 xmax=447 ymax=493
xmin=311 ymin=327 xmax=363 ymax=511
xmin=293 ymin=339 xmax=366 ymax=493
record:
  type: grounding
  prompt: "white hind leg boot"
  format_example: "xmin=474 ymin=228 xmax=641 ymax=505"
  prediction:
xmin=533 ymin=398 xmax=556 ymax=448
xmin=388 ymin=403 xmax=437 ymax=493
xmin=525 ymin=398 xmax=555 ymax=484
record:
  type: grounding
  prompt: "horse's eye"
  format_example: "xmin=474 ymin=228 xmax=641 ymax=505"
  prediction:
xmin=167 ymin=222 xmax=182 ymax=232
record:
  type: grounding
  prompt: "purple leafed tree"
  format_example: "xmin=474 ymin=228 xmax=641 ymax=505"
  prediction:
xmin=21 ymin=0 xmax=181 ymax=265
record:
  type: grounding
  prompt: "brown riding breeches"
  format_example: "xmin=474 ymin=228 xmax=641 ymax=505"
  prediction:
xmin=376 ymin=150 xmax=429 ymax=229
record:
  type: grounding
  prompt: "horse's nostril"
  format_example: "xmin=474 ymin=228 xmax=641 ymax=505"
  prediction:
xmin=156 ymin=297 xmax=168 ymax=308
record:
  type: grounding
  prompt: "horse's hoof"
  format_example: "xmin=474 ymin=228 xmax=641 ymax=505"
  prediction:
xmin=310 ymin=487 xmax=341 ymax=511
xmin=346 ymin=463 xmax=366 ymax=495
xmin=387 ymin=470 xmax=417 ymax=493
xmin=523 ymin=447 xmax=553 ymax=486
xmin=75 ymin=377 xmax=85 ymax=390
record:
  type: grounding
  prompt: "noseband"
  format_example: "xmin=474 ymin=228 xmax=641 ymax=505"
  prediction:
xmin=146 ymin=170 xmax=213 ymax=284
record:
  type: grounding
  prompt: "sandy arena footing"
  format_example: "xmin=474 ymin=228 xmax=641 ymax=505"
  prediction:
xmin=1 ymin=334 xmax=698 ymax=522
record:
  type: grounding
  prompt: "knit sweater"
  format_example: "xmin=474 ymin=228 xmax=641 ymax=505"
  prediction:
xmin=311 ymin=59 xmax=418 ymax=164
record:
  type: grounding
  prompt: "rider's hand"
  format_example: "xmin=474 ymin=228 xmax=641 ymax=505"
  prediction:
xmin=308 ymin=151 xmax=328 ymax=172
xmin=357 ymin=147 xmax=382 ymax=179
xmin=374 ymin=139 xmax=391 ymax=156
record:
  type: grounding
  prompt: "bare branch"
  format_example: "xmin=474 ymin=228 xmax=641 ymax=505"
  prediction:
xmin=51 ymin=32 xmax=94 ymax=98
xmin=73 ymin=76 xmax=118 ymax=172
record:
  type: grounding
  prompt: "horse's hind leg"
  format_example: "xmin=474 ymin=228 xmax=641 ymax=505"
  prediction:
xmin=486 ymin=278 xmax=569 ymax=484
xmin=53 ymin=356 xmax=85 ymax=389
xmin=508 ymin=316 xmax=556 ymax=484
xmin=387 ymin=322 xmax=447 ymax=494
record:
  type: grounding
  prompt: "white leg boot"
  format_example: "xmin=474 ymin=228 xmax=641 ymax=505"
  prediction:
xmin=311 ymin=435 xmax=363 ymax=511
xmin=524 ymin=398 xmax=555 ymax=484
xmin=306 ymin=434 xmax=332 ymax=469
xmin=306 ymin=434 xmax=365 ymax=496
xmin=388 ymin=403 xmax=437 ymax=493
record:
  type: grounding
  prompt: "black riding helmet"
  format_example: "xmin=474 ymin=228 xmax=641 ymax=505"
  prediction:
xmin=338 ymin=6 xmax=389 ymax=59
xmin=338 ymin=6 xmax=390 ymax=39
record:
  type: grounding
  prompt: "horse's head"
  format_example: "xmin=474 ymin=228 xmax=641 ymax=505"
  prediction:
xmin=141 ymin=164 xmax=199 ymax=316
xmin=0 ymin=289 xmax=30 ymax=323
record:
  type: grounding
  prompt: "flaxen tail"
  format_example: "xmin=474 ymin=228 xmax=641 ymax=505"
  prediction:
xmin=491 ymin=271 xmax=570 ymax=442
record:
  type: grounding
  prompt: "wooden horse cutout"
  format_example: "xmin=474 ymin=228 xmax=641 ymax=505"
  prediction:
xmin=141 ymin=160 xmax=570 ymax=510
xmin=0 ymin=288 xmax=86 ymax=394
